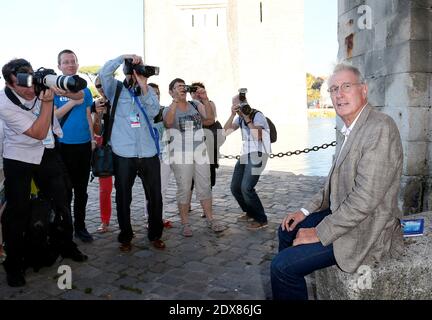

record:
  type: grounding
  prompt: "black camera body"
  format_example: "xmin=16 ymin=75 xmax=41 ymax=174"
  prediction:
xmin=123 ymin=59 xmax=160 ymax=78
xmin=184 ymin=85 xmax=198 ymax=93
xmin=16 ymin=67 xmax=87 ymax=95
xmin=238 ymin=88 xmax=251 ymax=115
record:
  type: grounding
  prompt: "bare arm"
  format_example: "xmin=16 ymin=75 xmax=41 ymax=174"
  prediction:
xmin=54 ymin=98 xmax=83 ymax=118
xmin=23 ymin=90 xmax=54 ymax=140
xmin=163 ymin=101 xmax=178 ymax=129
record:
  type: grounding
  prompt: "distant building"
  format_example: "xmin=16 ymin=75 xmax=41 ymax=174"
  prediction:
xmin=319 ymin=80 xmax=333 ymax=108
xmin=143 ymin=0 xmax=306 ymax=125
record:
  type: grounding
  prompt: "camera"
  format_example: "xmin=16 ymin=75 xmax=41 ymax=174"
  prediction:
xmin=238 ymin=88 xmax=251 ymax=115
xmin=184 ymin=85 xmax=198 ymax=93
xmin=239 ymin=88 xmax=247 ymax=102
xmin=123 ymin=59 xmax=160 ymax=78
xmin=16 ymin=67 xmax=87 ymax=95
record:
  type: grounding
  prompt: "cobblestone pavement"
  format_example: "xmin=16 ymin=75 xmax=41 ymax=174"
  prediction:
xmin=0 ymin=166 xmax=326 ymax=300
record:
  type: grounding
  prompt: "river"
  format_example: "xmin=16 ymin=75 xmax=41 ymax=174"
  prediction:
xmin=219 ymin=117 xmax=337 ymax=176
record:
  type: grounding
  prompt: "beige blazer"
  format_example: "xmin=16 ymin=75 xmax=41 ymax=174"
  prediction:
xmin=305 ymin=105 xmax=404 ymax=273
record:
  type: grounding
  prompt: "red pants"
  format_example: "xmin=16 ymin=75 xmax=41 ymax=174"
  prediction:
xmin=99 ymin=176 xmax=113 ymax=224
xmin=94 ymin=136 xmax=113 ymax=225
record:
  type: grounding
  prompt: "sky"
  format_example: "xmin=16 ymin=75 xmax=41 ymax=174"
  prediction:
xmin=0 ymin=0 xmax=337 ymax=85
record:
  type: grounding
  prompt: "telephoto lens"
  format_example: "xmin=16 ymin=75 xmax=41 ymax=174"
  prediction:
xmin=43 ymin=74 xmax=87 ymax=92
xmin=238 ymin=88 xmax=248 ymax=102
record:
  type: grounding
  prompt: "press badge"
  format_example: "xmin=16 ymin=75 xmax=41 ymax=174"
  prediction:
xmin=42 ymin=127 xmax=55 ymax=146
xmin=130 ymin=112 xmax=141 ymax=128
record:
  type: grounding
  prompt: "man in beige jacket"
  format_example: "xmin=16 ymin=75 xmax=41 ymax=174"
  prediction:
xmin=271 ymin=64 xmax=403 ymax=300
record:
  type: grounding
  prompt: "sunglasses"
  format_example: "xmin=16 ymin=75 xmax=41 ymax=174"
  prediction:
xmin=95 ymin=84 xmax=102 ymax=89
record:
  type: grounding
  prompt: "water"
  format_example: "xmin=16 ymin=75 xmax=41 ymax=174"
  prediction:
xmin=219 ymin=117 xmax=337 ymax=176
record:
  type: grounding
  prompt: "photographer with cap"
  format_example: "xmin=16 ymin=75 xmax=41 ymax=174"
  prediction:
xmin=223 ymin=91 xmax=271 ymax=230
xmin=0 ymin=58 xmax=87 ymax=287
xmin=99 ymin=54 xmax=165 ymax=252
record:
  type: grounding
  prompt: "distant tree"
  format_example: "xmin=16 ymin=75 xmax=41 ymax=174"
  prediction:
xmin=306 ymin=73 xmax=321 ymax=104
xmin=78 ymin=65 xmax=101 ymax=85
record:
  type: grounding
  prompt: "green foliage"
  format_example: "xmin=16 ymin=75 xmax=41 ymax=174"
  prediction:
xmin=306 ymin=73 xmax=323 ymax=104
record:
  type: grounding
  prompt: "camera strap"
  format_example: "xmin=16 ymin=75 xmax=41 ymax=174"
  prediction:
xmin=129 ymin=90 xmax=160 ymax=156
xmin=104 ymin=81 xmax=123 ymax=146
xmin=4 ymin=86 xmax=36 ymax=111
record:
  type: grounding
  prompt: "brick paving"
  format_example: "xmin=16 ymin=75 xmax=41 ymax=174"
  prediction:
xmin=0 ymin=166 xmax=326 ymax=300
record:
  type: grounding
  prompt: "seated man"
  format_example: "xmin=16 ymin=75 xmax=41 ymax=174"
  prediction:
xmin=271 ymin=64 xmax=404 ymax=300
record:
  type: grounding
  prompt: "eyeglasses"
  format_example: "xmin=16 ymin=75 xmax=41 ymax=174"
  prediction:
xmin=95 ymin=84 xmax=102 ymax=89
xmin=327 ymin=82 xmax=363 ymax=95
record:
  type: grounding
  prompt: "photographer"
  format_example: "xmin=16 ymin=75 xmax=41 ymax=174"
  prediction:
xmin=99 ymin=54 xmax=165 ymax=251
xmin=223 ymin=92 xmax=271 ymax=230
xmin=0 ymin=58 xmax=87 ymax=287
xmin=53 ymin=49 xmax=95 ymax=243
xmin=163 ymin=78 xmax=225 ymax=237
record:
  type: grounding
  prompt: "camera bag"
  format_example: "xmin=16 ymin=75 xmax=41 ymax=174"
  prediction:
xmin=91 ymin=81 xmax=122 ymax=177
xmin=249 ymin=109 xmax=277 ymax=143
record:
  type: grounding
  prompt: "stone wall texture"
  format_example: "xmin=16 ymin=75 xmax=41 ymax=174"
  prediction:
xmin=337 ymin=0 xmax=432 ymax=214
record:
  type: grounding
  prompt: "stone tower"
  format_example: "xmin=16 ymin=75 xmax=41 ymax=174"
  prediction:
xmin=143 ymin=0 xmax=306 ymax=125
xmin=337 ymin=0 xmax=432 ymax=214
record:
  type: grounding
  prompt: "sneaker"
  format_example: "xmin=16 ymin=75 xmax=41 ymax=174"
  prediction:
xmin=182 ymin=224 xmax=193 ymax=237
xmin=246 ymin=221 xmax=268 ymax=230
xmin=96 ymin=223 xmax=109 ymax=233
xmin=207 ymin=220 xmax=226 ymax=233
xmin=237 ymin=214 xmax=254 ymax=222
xmin=6 ymin=271 xmax=26 ymax=287
xmin=61 ymin=247 xmax=88 ymax=262
xmin=163 ymin=220 xmax=173 ymax=229
xmin=75 ymin=228 xmax=94 ymax=243
xmin=119 ymin=242 xmax=132 ymax=252
xmin=151 ymin=239 xmax=166 ymax=250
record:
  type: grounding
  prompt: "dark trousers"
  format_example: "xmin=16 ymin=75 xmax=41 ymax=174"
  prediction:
xmin=113 ymin=153 xmax=163 ymax=244
xmin=59 ymin=142 xmax=92 ymax=230
xmin=1 ymin=149 xmax=76 ymax=273
xmin=230 ymin=152 xmax=268 ymax=223
xmin=270 ymin=209 xmax=337 ymax=300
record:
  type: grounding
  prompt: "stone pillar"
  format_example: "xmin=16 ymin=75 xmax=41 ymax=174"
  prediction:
xmin=337 ymin=0 xmax=432 ymax=214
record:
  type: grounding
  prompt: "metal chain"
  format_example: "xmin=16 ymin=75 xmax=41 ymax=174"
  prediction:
xmin=220 ymin=141 xmax=337 ymax=160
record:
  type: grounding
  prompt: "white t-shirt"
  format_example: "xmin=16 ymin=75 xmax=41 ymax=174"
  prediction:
xmin=0 ymin=89 xmax=63 ymax=165
xmin=234 ymin=112 xmax=271 ymax=155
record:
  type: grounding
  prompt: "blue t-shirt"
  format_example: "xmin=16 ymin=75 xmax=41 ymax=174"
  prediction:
xmin=54 ymin=87 xmax=93 ymax=144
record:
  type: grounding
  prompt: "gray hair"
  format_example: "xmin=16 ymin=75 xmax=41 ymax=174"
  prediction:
xmin=330 ymin=63 xmax=365 ymax=83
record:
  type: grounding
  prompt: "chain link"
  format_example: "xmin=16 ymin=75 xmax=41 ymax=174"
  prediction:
xmin=220 ymin=141 xmax=337 ymax=160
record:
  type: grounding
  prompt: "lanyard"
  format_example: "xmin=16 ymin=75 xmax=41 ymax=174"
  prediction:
xmin=129 ymin=90 xmax=160 ymax=156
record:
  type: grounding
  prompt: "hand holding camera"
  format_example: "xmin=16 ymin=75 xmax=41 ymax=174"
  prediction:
xmin=95 ymin=98 xmax=107 ymax=114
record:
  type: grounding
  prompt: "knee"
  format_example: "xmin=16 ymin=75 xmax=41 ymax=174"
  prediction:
xmin=271 ymin=254 xmax=286 ymax=278
xmin=240 ymin=184 xmax=254 ymax=197
xmin=230 ymin=180 xmax=240 ymax=195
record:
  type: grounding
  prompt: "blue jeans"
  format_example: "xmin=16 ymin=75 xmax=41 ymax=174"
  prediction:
xmin=271 ymin=209 xmax=337 ymax=300
xmin=230 ymin=152 xmax=268 ymax=223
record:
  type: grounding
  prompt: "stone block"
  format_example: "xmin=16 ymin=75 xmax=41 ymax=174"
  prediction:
xmin=364 ymin=49 xmax=386 ymax=77
xmin=410 ymin=41 xmax=432 ymax=73
xmin=386 ymin=73 xmax=431 ymax=107
xmin=384 ymin=41 xmax=411 ymax=74
xmin=339 ymin=0 xmax=367 ymax=15
xmin=400 ymin=176 xmax=426 ymax=214
xmin=422 ymin=177 xmax=432 ymax=211
xmin=386 ymin=9 xmax=411 ymax=47
xmin=402 ymin=141 xmax=428 ymax=176
xmin=373 ymin=21 xmax=387 ymax=51
xmin=383 ymin=106 xmax=429 ymax=142
xmin=366 ymin=76 xmax=385 ymax=106
xmin=410 ymin=8 xmax=432 ymax=41
xmin=410 ymin=0 xmax=432 ymax=9
xmin=315 ymin=212 xmax=432 ymax=299
xmin=352 ymin=29 xmax=374 ymax=57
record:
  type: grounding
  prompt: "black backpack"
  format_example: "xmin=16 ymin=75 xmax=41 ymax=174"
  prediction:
xmin=249 ymin=109 xmax=277 ymax=143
